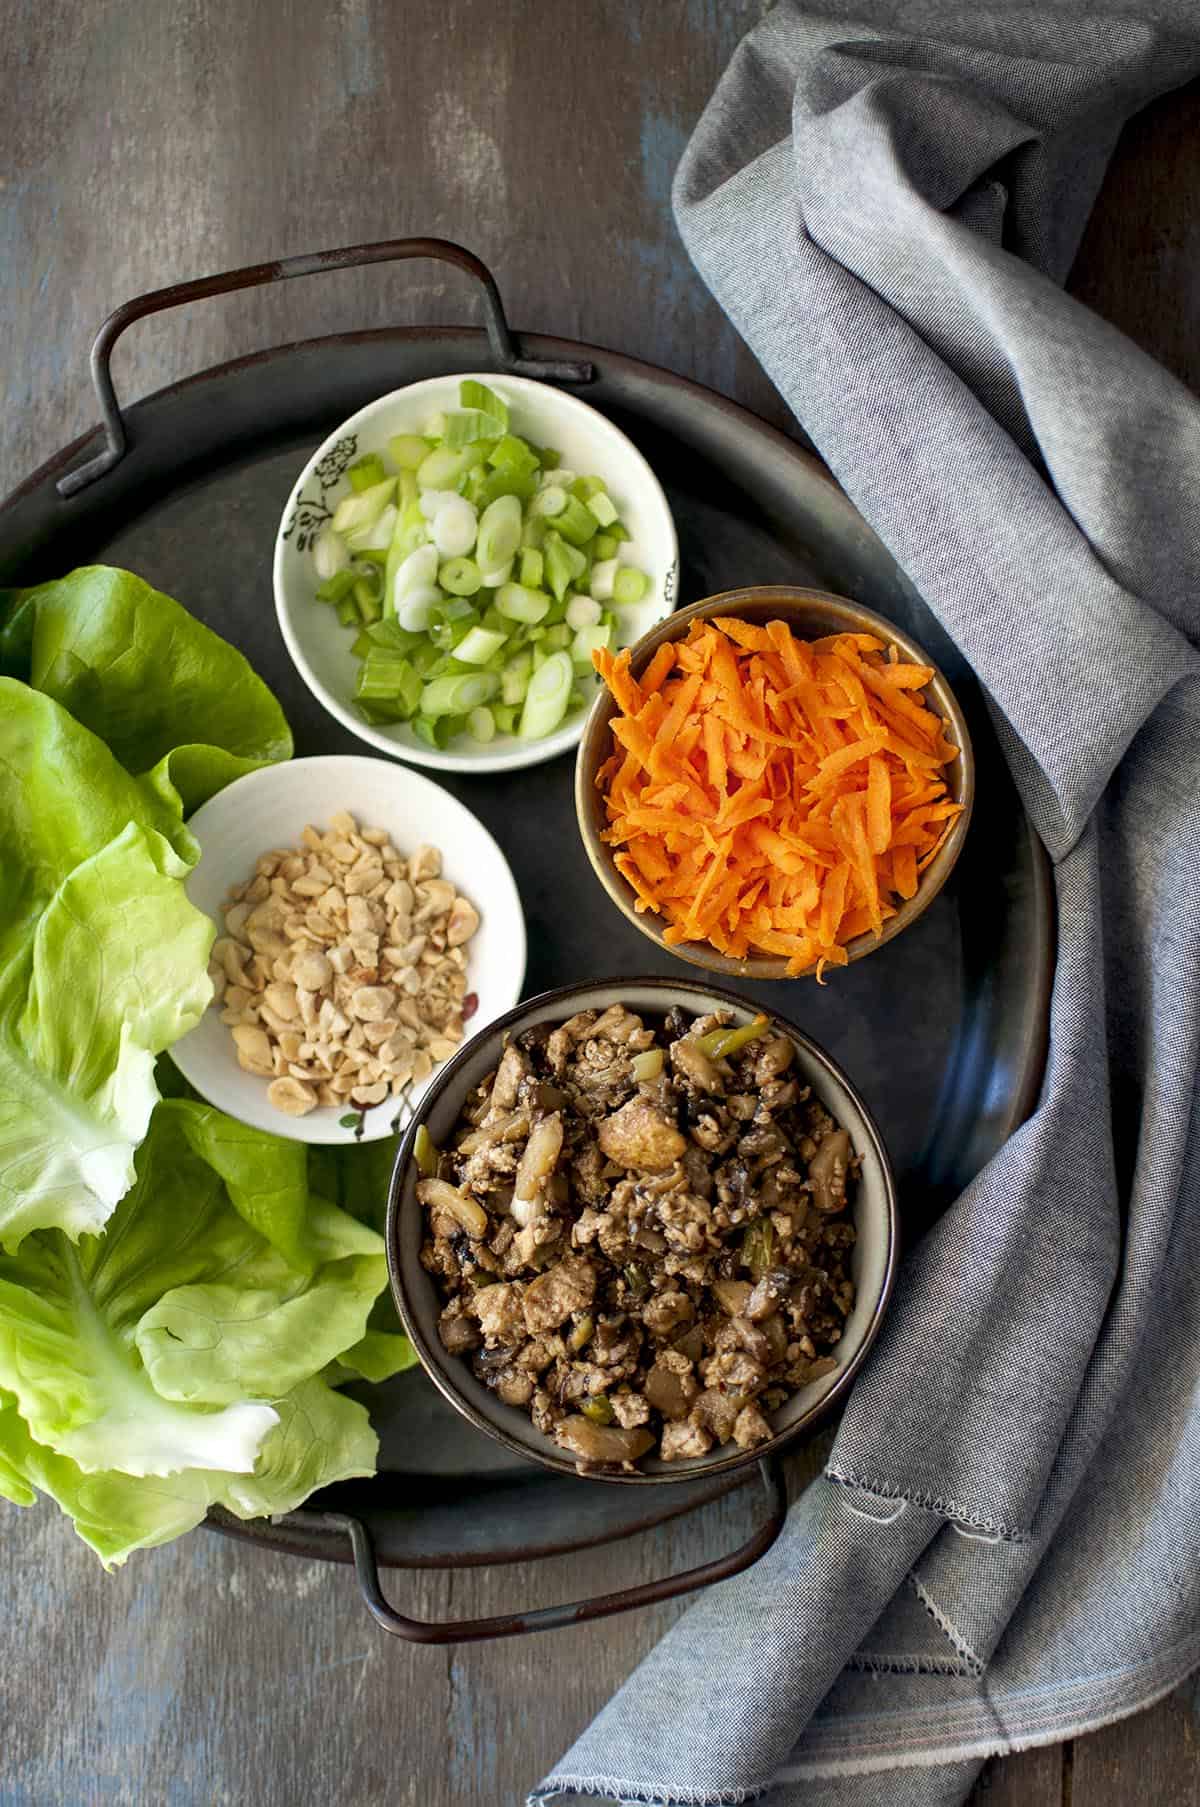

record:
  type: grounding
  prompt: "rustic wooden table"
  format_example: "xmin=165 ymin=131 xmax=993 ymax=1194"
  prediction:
xmin=2 ymin=5 xmax=1198 ymax=1803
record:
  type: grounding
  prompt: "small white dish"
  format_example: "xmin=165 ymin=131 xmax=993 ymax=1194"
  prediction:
xmin=273 ymin=372 xmax=679 ymax=774
xmin=170 ymin=755 xmax=527 ymax=1144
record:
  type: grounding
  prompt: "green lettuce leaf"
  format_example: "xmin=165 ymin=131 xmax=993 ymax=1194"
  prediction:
xmin=0 ymin=1378 xmax=376 ymax=1568
xmin=0 ymin=687 xmax=217 ymax=1246
xmin=0 ymin=565 xmax=292 ymax=817
xmin=0 ymin=564 xmax=293 ymax=1248
xmin=0 ymin=1100 xmax=387 ymax=1480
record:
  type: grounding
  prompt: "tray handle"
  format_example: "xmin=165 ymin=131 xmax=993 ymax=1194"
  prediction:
xmin=57 ymin=237 xmax=595 ymax=499
xmin=307 ymin=1456 xmax=786 ymax=1645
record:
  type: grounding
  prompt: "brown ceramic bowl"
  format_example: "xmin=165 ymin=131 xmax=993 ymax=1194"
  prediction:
xmin=575 ymin=587 xmax=974 ymax=981
xmin=386 ymin=977 xmax=898 ymax=1486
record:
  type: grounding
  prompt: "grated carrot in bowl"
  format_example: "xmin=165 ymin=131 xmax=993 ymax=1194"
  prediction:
xmin=593 ymin=617 xmax=964 ymax=978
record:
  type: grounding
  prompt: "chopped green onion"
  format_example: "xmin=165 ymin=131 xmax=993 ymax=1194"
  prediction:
xmin=395 ymin=585 xmax=442 ymax=632
xmin=593 ymin=531 xmax=620 ymax=561
xmin=586 ymin=489 xmax=618 ymax=527
xmin=613 ymin=565 xmax=650 ymax=606
xmin=589 ymin=557 xmax=618 ymax=601
xmin=315 ymin=568 xmax=359 ymax=605
xmin=479 ymin=559 xmax=513 ymax=588
xmin=487 ymin=433 xmax=539 ymax=476
xmin=414 ymin=1124 xmax=439 ymax=1177
xmin=537 ymin=446 xmax=561 ymax=470
xmin=495 ymin=582 xmax=550 ymax=625
xmin=431 ymin=495 xmax=478 ymax=558
xmin=332 ymin=477 xmax=396 ymax=536
xmin=355 ymin=650 xmax=412 ymax=701
xmin=565 ymin=594 xmax=602 ymax=631
xmin=475 ymin=494 xmax=523 ymax=573
xmin=336 ymin=596 xmax=358 ymax=628
xmin=389 ymin=433 xmax=433 ymax=470
xmin=416 ymin=443 xmax=488 ymax=490
xmin=459 ymin=379 xmax=509 ymax=428
xmin=553 ymin=494 xmax=600 ymax=547
xmin=500 ymin=650 xmax=533 ymax=706
xmin=442 ymin=410 xmax=502 ymax=449
xmin=542 ymin=624 xmax=571 ymax=651
xmin=570 ymin=475 xmax=605 ymax=501
xmin=419 ymin=671 xmax=500 ymax=718
xmin=475 ymin=465 xmax=538 ymax=507
xmin=345 ymin=502 xmax=398 ymax=553
xmin=571 ymin=621 xmax=613 ymax=667
xmin=530 ymin=485 xmax=567 ymax=518
xmin=519 ymin=513 xmax=546 ymax=553
xmin=544 ymin=531 xmax=587 ymax=601
xmin=347 ymin=453 xmax=388 ymax=492
xmin=439 ymin=556 xmax=482 ymax=596
xmin=455 ymin=625 xmax=508 ymax=665
xmin=467 ymin=705 xmax=496 ymax=743
xmin=313 ymin=525 xmax=349 ymax=582
xmin=519 ymin=547 xmax=544 ymax=590
xmin=696 ymin=1014 xmax=770 ymax=1060
xmin=492 ymin=702 xmax=518 ymax=734
xmin=518 ymin=650 xmax=573 ymax=740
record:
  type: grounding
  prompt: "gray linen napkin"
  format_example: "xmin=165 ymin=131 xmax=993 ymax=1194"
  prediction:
xmin=533 ymin=6 xmax=1200 ymax=1802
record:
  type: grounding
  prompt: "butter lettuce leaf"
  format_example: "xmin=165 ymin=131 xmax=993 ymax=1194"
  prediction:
xmin=0 ymin=565 xmax=293 ymax=1248
xmin=0 ymin=1101 xmax=386 ymax=1478
xmin=0 ymin=1378 xmax=376 ymax=1568
xmin=0 ymin=564 xmax=291 ymax=818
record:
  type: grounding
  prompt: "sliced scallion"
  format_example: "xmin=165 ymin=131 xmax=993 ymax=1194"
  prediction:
xmin=565 ymin=594 xmax=602 ymax=631
xmin=518 ymin=650 xmax=573 ymax=740
xmin=613 ymin=565 xmax=650 ymax=606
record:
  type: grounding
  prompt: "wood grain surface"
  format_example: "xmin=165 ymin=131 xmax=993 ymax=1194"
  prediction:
xmin=2 ymin=5 xmax=1197 ymax=1804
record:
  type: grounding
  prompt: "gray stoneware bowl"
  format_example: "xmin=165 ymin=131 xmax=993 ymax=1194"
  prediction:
xmin=386 ymin=977 xmax=899 ymax=1486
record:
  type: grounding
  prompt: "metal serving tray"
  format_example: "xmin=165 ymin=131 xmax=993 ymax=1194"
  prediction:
xmin=0 ymin=239 xmax=1053 ymax=1639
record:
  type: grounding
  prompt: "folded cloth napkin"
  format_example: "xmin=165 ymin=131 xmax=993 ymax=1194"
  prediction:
xmin=533 ymin=6 xmax=1200 ymax=1802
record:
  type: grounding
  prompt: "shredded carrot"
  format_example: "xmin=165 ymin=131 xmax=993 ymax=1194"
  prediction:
xmin=594 ymin=619 xmax=963 ymax=976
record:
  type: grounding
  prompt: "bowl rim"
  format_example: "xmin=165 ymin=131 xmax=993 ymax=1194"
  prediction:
xmin=574 ymin=585 xmax=975 ymax=980
xmin=171 ymin=751 xmax=528 ymax=1144
xmin=385 ymin=974 xmax=900 ymax=1486
xmin=272 ymin=370 xmax=680 ymax=775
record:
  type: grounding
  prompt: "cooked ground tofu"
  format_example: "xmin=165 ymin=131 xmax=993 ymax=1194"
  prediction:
xmin=418 ymin=1005 xmax=857 ymax=1471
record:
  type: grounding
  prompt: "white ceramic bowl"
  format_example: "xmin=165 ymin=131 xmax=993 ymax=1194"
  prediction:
xmin=169 ymin=755 xmax=527 ymax=1144
xmin=274 ymin=373 xmax=679 ymax=774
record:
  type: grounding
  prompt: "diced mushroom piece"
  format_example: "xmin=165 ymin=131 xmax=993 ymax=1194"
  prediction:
xmin=511 ymin=1111 xmax=563 ymax=1225
xmin=726 ymin=1316 xmax=773 ymax=1366
xmin=669 ymin=1038 xmax=724 ymax=1094
xmin=809 ymin=1128 xmax=852 ymax=1212
xmin=522 ymin=1255 xmax=597 ymax=1334
xmin=590 ymin=1004 xmax=648 ymax=1046
xmin=494 ymin=1368 xmax=535 ymax=1406
xmin=470 ymin=1283 xmax=527 ymax=1346
xmin=642 ymin=1350 xmax=699 ymax=1421
xmin=488 ymin=1042 xmax=529 ymax=1115
xmin=710 ymin=1278 xmax=752 ymax=1317
xmin=732 ymin=1403 xmax=774 ymax=1449
xmin=416 ymin=1177 xmax=489 ymax=1238
xmin=597 ymin=1096 xmax=686 ymax=1172
xmin=691 ymin=1388 xmax=742 ymax=1444
xmin=660 ymin=1419 xmax=715 ymax=1461
xmin=744 ymin=1272 xmax=792 ymax=1321
xmin=754 ymin=1036 xmax=795 ymax=1084
xmin=553 ymin=1417 xmax=655 ymax=1467
xmin=438 ymin=1305 xmax=482 ymax=1354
